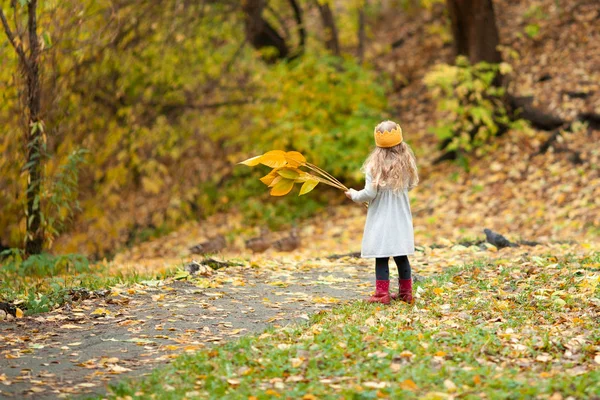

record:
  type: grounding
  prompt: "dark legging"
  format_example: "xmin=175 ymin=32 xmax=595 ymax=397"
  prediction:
xmin=375 ymin=256 xmax=411 ymax=281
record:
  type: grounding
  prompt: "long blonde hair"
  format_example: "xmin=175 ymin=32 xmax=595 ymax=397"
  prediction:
xmin=362 ymin=121 xmax=419 ymax=191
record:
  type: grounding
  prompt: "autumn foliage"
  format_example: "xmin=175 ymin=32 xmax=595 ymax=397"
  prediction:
xmin=239 ymin=150 xmax=348 ymax=197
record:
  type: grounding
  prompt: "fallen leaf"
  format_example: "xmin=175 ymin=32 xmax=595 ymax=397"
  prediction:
xmin=364 ymin=381 xmax=387 ymax=389
xmin=60 ymin=324 xmax=83 ymax=329
xmin=108 ymin=364 xmax=132 ymax=374
xmin=443 ymin=379 xmax=457 ymax=392
xmin=400 ymin=379 xmax=418 ymax=391
xmin=290 ymin=358 xmax=304 ymax=368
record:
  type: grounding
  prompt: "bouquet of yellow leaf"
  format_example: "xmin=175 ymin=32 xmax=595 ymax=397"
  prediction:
xmin=239 ymin=150 xmax=349 ymax=197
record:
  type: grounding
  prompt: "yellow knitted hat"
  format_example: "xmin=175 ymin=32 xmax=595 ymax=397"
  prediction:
xmin=374 ymin=123 xmax=403 ymax=148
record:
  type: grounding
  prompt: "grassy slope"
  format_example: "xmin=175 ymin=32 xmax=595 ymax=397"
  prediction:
xmin=107 ymin=253 xmax=600 ymax=399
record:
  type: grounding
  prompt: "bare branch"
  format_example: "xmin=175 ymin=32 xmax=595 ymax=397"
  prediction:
xmin=0 ymin=8 xmax=29 ymax=66
xmin=288 ymin=0 xmax=305 ymax=51
xmin=265 ymin=4 xmax=291 ymax=39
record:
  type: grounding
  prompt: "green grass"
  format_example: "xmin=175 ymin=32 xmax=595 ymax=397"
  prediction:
xmin=106 ymin=255 xmax=600 ymax=399
xmin=0 ymin=250 xmax=174 ymax=315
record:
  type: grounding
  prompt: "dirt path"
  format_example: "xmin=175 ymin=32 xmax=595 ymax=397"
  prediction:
xmin=0 ymin=262 xmax=374 ymax=399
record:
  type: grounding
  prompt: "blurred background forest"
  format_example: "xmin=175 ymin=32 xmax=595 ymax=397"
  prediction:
xmin=1 ymin=0 xmax=599 ymax=261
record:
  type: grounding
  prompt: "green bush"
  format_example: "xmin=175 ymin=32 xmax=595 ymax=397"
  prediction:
xmin=202 ymin=53 xmax=391 ymax=227
xmin=231 ymin=54 xmax=389 ymax=177
xmin=424 ymin=56 xmax=524 ymax=163
xmin=0 ymin=249 xmax=90 ymax=277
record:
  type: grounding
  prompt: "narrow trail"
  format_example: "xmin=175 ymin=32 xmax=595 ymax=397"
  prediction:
xmin=0 ymin=262 xmax=373 ymax=399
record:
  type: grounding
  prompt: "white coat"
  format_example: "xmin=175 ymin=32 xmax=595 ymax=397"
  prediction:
xmin=349 ymin=172 xmax=415 ymax=258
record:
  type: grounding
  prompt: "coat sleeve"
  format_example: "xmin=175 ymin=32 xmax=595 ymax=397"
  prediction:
xmin=349 ymin=172 xmax=377 ymax=203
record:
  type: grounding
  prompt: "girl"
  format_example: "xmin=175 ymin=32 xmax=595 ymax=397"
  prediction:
xmin=345 ymin=120 xmax=419 ymax=305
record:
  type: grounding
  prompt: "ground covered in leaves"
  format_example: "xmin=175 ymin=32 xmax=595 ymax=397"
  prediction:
xmin=0 ymin=259 xmax=373 ymax=398
xmin=1 ymin=0 xmax=599 ymax=398
xmin=2 ymin=242 xmax=599 ymax=398
xmin=108 ymin=251 xmax=600 ymax=399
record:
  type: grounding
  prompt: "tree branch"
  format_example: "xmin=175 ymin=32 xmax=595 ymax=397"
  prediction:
xmin=0 ymin=8 xmax=28 ymax=66
xmin=288 ymin=0 xmax=305 ymax=52
xmin=313 ymin=0 xmax=340 ymax=56
xmin=265 ymin=4 xmax=291 ymax=39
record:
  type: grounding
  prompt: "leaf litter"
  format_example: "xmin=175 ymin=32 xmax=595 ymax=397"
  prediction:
xmin=1 ymin=0 xmax=600 ymax=396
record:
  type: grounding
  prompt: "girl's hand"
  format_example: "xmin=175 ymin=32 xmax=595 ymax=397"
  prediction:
xmin=345 ymin=190 xmax=353 ymax=200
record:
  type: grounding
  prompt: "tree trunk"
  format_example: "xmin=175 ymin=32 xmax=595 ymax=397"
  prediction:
xmin=242 ymin=0 xmax=289 ymax=61
xmin=446 ymin=0 xmax=501 ymax=64
xmin=357 ymin=3 xmax=366 ymax=63
xmin=288 ymin=0 xmax=306 ymax=55
xmin=315 ymin=1 xmax=340 ymax=56
xmin=1 ymin=2 xmax=44 ymax=254
xmin=25 ymin=0 xmax=44 ymax=255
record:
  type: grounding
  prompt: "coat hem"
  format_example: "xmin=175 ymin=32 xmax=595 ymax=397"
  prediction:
xmin=361 ymin=251 xmax=415 ymax=258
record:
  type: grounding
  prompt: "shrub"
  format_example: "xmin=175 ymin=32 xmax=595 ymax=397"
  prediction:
xmin=212 ymin=54 xmax=391 ymax=226
xmin=424 ymin=56 xmax=524 ymax=164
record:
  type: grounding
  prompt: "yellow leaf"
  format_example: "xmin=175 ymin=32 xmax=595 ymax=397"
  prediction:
xmin=433 ymin=287 xmax=443 ymax=295
xmin=141 ymin=176 xmax=161 ymax=194
xmin=277 ymin=168 xmax=300 ymax=179
xmin=15 ymin=308 xmax=23 ymax=318
xmin=312 ymin=296 xmax=339 ymax=304
xmin=364 ymin=381 xmax=387 ymax=389
xmin=267 ymin=281 xmax=289 ymax=288
xmin=290 ymin=358 xmax=304 ymax=368
xmin=260 ymin=150 xmax=287 ymax=168
xmin=443 ymin=379 xmax=457 ymax=392
xmin=239 ymin=155 xmax=262 ymax=166
xmin=270 ymin=178 xmax=295 ymax=196
xmin=268 ymin=175 xmax=282 ymax=188
xmin=294 ymin=171 xmax=313 ymax=182
xmin=285 ymin=151 xmax=306 ymax=167
xmin=60 ymin=324 xmax=83 ymax=329
xmin=299 ymin=179 xmax=319 ymax=196
xmin=400 ymin=379 xmax=418 ymax=391
xmin=260 ymin=169 xmax=280 ymax=186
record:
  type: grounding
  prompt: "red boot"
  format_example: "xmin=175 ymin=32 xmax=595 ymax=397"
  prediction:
xmin=367 ymin=280 xmax=391 ymax=304
xmin=391 ymin=279 xmax=414 ymax=304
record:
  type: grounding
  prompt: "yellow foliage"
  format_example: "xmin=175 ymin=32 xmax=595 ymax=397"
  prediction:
xmin=276 ymin=168 xmax=300 ymax=180
xmin=259 ymin=170 xmax=281 ymax=186
xmin=284 ymin=151 xmax=306 ymax=167
xmin=259 ymin=150 xmax=288 ymax=168
xmin=270 ymin=179 xmax=295 ymax=197
xmin=299 ymin=179 xmax=319 ymax=196
xmin=240 ymin=150 xmax=347 ymax=198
